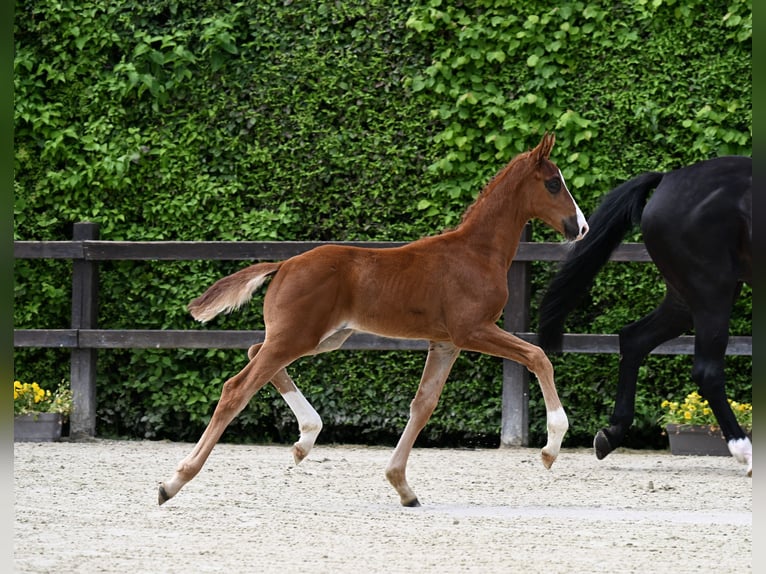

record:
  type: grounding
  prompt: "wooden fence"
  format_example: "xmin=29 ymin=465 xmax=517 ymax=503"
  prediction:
xmin=14 ymin=222 xmax=752 ymax=445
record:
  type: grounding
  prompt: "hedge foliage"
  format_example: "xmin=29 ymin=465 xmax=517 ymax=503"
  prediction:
xmin=14 ymin=0 xmax=751 ymax=449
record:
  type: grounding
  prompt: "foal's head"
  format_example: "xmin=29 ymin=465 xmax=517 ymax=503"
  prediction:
xmin=522 ymin=133 xmax=588 ymax=241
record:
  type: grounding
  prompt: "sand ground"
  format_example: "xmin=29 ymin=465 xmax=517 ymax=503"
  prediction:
xmin=14 ymin=439 xmax=752 ymax=573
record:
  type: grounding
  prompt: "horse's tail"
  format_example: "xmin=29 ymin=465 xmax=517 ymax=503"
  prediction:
xmin=537 ymin=171 xmax=664 ymax=353
xmin=188 ymin=261 xmax=283 ymax=323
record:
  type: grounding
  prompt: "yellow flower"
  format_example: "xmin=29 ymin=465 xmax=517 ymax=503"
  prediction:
xmin=33 ymin=384 xmax=46 ymax=404
xmin=13 ymin=379 xmax=73 ymax=417
xmin=660 ymin=390 xmax=752 ymax=429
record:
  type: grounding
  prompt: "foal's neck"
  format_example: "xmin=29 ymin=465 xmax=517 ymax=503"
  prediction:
xmin=454 ymin=160 xmax=532 ymax=268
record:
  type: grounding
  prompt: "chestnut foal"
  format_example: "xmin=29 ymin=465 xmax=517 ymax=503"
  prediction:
xmin=158 ymin=132 xmax=588 ymax=507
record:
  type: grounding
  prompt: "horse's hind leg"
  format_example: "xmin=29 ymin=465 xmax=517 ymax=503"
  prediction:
xmin=248 ymin=344 xmax=322 ymax=462
xmin=158 ymin=344 xmax=290 ymax=505
xmin=595 ymin=292 xmax=692 ymax=459
xmin=385 ymin=341 xmax=460 ymax=507
xmin=691 ymin=309 xmax=752 ymax=476
xmin=270 ymin=368 xmax=323 ymax=464
xmin=249 ymin=331 xmax=354 ymax=465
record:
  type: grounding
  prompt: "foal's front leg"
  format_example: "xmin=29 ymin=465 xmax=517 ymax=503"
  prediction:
xmin=458 ymin=325 xmax=568 ymax=469
xmin=385 ymin=342 xmax=460 ymax=507
xmin=527 ymin=345 xmax=568 ymax=470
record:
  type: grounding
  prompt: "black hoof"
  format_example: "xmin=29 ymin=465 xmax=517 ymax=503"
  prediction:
xmin=593 ymin=430 xmax=614 ymax=460
xmin=403 ymin=498 xmax=421 ymax=508
xmin=158 ymin=484 xmax=170 ymax=506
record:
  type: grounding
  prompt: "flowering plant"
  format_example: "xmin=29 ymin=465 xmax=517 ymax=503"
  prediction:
xmin=13 ymin=380 xmax=73 ymax=418
xmin=659 ymin=390 xmax=751 ymax=430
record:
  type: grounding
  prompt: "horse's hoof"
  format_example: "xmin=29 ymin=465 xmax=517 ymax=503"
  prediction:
xmin=292 ymin=444 xmax=307 ymax=465
xmin=540 ymin=449 xmax=556 ymax=469
xmin=402 ymin=497 xmax=421 ymax=508
xmin=593 ymin=430 xmax=613 ymax=460
xmin=158 ymin=483 xmax=171 ymax=506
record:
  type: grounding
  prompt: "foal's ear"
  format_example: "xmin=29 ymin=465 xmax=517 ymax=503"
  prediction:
xmin=533 ymin=132 xmax=556 ymax=163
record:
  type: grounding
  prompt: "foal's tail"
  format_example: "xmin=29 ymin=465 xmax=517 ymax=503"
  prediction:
xmin=537 ymin=171 xmax=664 ymax=353
xmin=188 ymin=261 xmax=283 ymax=323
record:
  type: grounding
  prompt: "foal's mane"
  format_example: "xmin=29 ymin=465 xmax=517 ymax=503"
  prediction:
xmin=455 ymin=148 xmax=535 ymax=228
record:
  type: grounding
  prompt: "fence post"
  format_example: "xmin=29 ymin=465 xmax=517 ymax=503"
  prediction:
xmin=70 ymin=222 xmax=99 ymax=439
xmin=500 ymin=224 xmax=531 ymax=447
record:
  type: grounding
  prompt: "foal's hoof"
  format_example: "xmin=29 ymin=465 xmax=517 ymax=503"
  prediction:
xmin=540 ymin=449 xmax=556 ymax=470
xmin=292 ymin=443 xmax=308 ymax=465
xmin=593 ymin=430 xmax=614 ymax=460
xmin=402 ymin=497 xmax=421 ymax=508
xmin=158 ymin=483 xmax=172 ymax=506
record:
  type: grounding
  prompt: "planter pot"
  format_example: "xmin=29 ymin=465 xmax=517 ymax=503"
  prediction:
xmin=14 ymin=413 xmax=64 ymax=442
xmin=665 ymin=423 xmax=748 ymax=456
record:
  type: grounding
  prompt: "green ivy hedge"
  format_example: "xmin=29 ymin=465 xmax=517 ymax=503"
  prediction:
xmin=14 ymin=0 xmax=751 ymax=449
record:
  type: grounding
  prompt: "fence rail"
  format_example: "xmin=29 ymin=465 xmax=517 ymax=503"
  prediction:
xmin=14 ymin=223 xmax=752 ymax=444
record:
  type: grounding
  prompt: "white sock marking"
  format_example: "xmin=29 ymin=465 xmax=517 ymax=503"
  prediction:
xmin=545 ymin=407 xmax=569 ymax=455
xmin=728 ymin=436 xmax=752 ymax=475
xmin=282 ymin=390 xmax=322 ymax=448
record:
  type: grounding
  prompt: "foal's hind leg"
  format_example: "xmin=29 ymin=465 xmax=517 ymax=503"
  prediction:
xmin=247 ymin=343 xmax=323 ymax=464
xmin=271 ymin=371 xmax=323 ymax=464
xmin=158 ymin=345 xmax=291 ymax=505
xmin=595 ymin=292 xmax=692 ymax=459
xmin=385 ymin=341 xmax=460 ymax=507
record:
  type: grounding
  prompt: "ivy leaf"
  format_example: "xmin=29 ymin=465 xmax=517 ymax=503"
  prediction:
xmin=486 ymin=50 xmax=506 ymax=63
xmin=416 ymin=199 xmax=432 ymax=210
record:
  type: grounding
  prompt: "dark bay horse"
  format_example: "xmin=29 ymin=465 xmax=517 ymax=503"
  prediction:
xmin=538 ymin=155 xmax=752 ymax=476
xmin=158 ymin=133 xmax=589 ymax=507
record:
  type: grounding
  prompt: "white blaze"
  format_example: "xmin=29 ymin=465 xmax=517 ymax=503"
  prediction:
xmin=560 ymin=169 xmax=589 ymax=240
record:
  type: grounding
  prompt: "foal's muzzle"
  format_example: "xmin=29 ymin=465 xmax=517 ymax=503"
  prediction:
xmin=563 ymin=215 xmax=589 ymax=242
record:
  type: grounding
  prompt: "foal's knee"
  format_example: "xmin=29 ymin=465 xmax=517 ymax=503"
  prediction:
xmin=527 ymin=345 xmax=554 ymax=380
xmin=410 ymin=392 xmax=440 ymax=419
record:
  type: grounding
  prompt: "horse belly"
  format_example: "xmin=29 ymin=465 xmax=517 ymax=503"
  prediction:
xmin=347 ymin=290 xmax=451 ymax=342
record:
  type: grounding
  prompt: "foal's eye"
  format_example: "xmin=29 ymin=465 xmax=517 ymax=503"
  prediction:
xmin=545 ymin=178 xmax=562 ymax=194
